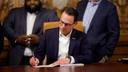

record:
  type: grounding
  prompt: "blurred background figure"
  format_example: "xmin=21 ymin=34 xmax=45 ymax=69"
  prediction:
xmin=3 ymin=0 xmax=58 ymax=65
xmin=76 ymin=0 xmax=120 ymax=63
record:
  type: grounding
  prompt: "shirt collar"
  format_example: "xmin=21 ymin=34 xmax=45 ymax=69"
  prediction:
xmin=59 ymin=30 xmax=72 ymax=38
xmin=27 ymin=12 xmax=36 ymax=16
xmin=89 ymin=0 xmax=102 ymax=6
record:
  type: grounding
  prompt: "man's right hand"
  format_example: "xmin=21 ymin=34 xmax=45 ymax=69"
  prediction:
xmin=16 ymin=35 xmax=28 ymax=46
xmin=29 ymin=57 xmax=39 ymax=66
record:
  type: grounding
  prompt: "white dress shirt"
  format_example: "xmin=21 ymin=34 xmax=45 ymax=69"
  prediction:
xmin=24 ymin=12 xmax=36 ymax=56
xmin=58 ymin=30 xmax=75 ymax=63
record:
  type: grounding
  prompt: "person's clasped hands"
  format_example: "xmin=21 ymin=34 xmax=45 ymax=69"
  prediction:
xmin=15 ymin=34 xmax=39 ymax=47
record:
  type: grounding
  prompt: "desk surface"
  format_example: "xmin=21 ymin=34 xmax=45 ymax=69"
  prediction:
xmin=0 ymin=63 xmax=128 ymax=72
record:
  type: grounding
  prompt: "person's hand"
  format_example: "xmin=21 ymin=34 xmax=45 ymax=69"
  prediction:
xmin=28 ymin=34 xmax=39 ymax=45
xmin=49 ymin=58 xmax=70 ymax=66
xmin=29 ymin=57 xmax=39 ymax=66
xmin=16 ymin=35 xmax=28 ymax=46
xmin=57 ymin=58 xmax=70 ymax=64
xmin=99 ymin=56 xmax=108 ymax=63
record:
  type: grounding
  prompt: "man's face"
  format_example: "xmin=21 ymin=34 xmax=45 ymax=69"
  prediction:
xmin=25 ymin=0 xmax=41 ymax=13
xmin=59 ymin=12 xmax=75 ymax=36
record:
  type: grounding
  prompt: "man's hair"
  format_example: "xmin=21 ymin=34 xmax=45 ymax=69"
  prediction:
xmin=61 ymin=7 xmax=78 ymax=22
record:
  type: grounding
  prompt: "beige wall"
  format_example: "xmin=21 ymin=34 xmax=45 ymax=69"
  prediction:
xmin=0 ymin=0 xmax=3 ymax=9
xmin=0 ymin=0 xmax=4 ymax=22
xmin=0 ymin=0 xmax=128 ymax=33
xmin=0 ymin=0 xmax=128 ymax=35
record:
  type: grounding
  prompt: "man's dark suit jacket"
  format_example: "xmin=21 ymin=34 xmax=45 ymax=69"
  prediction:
xmin=34 ymin=28 xmax=92 ymax=64
xmin=76 ymin=0 xmax=120 ymax=62
xmin=3 ymin=7 xmax=58 ymax=65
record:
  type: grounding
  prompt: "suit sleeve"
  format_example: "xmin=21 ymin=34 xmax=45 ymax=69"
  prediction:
xmin=34 ymin=32 xmax=46 ymax=63
xmin=74 ymin=34 xmax=93 ymax=64
xmin=3 ymin=9 xmax=18 ymax=43
xmin=104 ymin=5 xmax=120 ymax=57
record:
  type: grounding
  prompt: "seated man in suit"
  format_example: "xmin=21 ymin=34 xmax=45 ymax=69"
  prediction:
xmin=30 ymin=7 xmax=93 ymax=66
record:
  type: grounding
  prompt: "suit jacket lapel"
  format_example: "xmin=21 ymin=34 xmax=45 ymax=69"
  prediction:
xmin=68 ymin=30 xmax=77 ymax=55
xmin=87 ymin=0 xmax=105 ymax=33
xmin=32 ymin=12 xmax=41 ymax=33
xmin=78 ymin=0 xmax=88 ymax=20
xmin=22 ymin=9 xmax=27 ymax=34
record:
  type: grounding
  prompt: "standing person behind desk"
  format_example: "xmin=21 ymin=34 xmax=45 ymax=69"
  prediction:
xmin=76 ymin=0 xmax=120 ymax=63
xmin=3 ymin=0 xmax=58 ymax=65
xmin=30 ymin=7 xmax=93 ymax=66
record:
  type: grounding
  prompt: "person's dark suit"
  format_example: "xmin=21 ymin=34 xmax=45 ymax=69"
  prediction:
xmin=0 ymin=23 xmax=3 ymax=54
xmin=34 ymin=28 xmax=92 ymax=64
xmin=3 ymin=7 xmax=58 ymax=65
xmin=76 ymin=0 xmax=120 ymax=62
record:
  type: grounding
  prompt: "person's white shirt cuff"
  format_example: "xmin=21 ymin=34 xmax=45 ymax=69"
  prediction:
xmin=70 ymin=56 xmax=75 ymax=64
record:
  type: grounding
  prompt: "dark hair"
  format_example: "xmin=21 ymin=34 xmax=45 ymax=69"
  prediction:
xmin=61 ymin=7 xmax=78 ymax=22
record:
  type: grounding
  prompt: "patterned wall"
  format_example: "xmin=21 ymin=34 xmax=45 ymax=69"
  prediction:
xmin=113 ymin=0 xmax=128 ymax=34
xmin=0 ymin=0 xmax=128 ymax=34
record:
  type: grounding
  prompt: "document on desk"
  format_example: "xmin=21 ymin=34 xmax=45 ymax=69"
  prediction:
xmin=35 ymin=63 xmax=84 ymax=68
xmin=60 ymin=63 xmax=84 ymax=67
xmin=34 ymin=65 xmax=54 ymax=68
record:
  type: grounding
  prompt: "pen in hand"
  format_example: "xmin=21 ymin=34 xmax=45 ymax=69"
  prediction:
xmin=32 ymin=53 xmax=39 ymax=66
xmin=33 ymin=53 xmax=36 ymax=61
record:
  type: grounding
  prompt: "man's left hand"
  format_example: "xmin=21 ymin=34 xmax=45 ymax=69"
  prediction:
xmin=49 ymin=58 xmax=70 ymax=66
xmin=28 ymin=34 xmax=39 ymax=45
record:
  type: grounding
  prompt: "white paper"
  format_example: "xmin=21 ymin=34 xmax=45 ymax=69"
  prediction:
xmin=60 ymin=64 xmax=84 ymax=67
xmin=34 ymin=65 xmax=54 ymax=68
xmin=35 ymin=63 xmax=84 ymax=68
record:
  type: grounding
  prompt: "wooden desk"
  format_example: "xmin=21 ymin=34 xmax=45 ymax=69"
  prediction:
xmin=0 ymin=63 xmax=128 ymax=72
